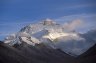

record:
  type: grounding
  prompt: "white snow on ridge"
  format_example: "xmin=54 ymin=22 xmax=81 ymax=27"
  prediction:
xmin=4 ymin=19 xmax=96 ymax=57
xmin=20 ymin=37 xmax=40 ymax=46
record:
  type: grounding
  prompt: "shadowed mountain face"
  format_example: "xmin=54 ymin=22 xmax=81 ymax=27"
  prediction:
xmin=0 ymin=41 xmax=96 ymax=63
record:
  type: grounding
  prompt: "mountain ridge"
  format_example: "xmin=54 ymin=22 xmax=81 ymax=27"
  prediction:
xmin=4 ymin=19 xmax=96 ymax=57
xmin=0 ymin=41 xmax=96 ymax=63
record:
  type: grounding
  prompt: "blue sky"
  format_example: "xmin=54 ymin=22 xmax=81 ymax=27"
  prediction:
xmin=0 ymin=0 xmax=96 ymax=40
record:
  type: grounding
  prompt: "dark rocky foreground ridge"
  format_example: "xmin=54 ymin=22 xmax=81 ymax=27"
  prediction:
xmin=0 ymin=41 xmax=96 ymax=63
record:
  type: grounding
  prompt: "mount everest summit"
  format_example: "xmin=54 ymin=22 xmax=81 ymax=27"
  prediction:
xmin=4 ymin=19 xmax=96 ymax=57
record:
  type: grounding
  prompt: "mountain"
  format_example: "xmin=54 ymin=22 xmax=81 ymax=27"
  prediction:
xmin=77 ymin=44 xmax=96 ymax=63
xmin=4 ymin=19 xmax=96 ymax=57
xmin=81 ymin=29 xmax=96 ymax=42
xmin=0 ymin=41 xmax=74 ymax=63
xmin=0 ymin=41 xmax=96 ymax=63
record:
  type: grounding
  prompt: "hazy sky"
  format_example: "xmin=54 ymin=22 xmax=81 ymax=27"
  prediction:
xmin=0 ymin=0 xmax=96 ymax=40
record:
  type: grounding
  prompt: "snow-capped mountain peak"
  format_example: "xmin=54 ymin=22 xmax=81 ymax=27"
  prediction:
xmin=40 ymin=18 xmax=57 ymax=25
xmin=4 ymin=19 xmax=96 ymax=57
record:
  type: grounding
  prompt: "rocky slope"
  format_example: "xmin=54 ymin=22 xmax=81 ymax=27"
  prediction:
xmin=0 ymin=41 xmax=96 ymax=63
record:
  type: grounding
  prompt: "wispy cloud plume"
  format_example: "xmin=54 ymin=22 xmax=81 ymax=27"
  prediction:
xmin=55 ymin=14 xmax=96 ymax=22
xmin=55 ymin=3 xmax=96 ymax=11
xmin=62 ymin=19 xmax=83 ymax=32
xmin=55 ymin=13 xmax=96 ymax=33
xmin=65 ymin=3 xmax=96 ymax=9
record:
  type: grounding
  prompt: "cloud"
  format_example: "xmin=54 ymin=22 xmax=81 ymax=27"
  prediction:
xmin=55 ymin=3 xmax=96 ymax=11
xmin=65 ymin=3 xmax=96 ymax=9
xmin=62 ymin=19 xmax=83 ymax=32
xmin=55 ymin=14 xmax=96 ymax=22
xmin=0 ymin=21 xmax=36 ymax=26
xmin=0 ymin=33 xmax=10 ymax=36
xmin=55 ymin=13 xmax=96 ymax=33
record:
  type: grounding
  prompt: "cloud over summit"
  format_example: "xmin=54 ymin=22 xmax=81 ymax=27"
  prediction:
xmin=63 ymin=19 xmax=83 ymax=32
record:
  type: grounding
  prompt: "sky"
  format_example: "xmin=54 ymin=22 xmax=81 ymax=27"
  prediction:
xmin=0 ymin=0 xmax=96 ymax=40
